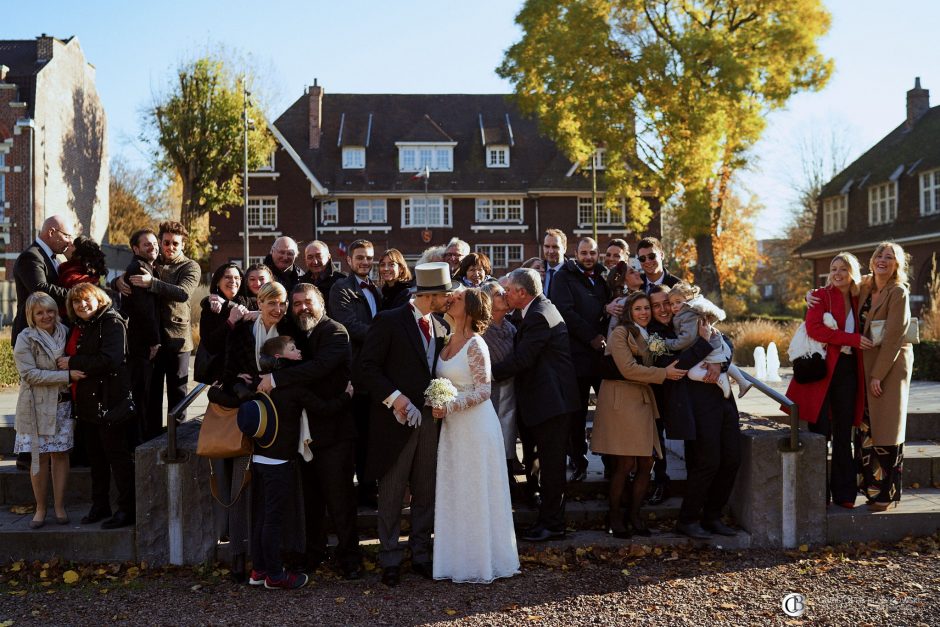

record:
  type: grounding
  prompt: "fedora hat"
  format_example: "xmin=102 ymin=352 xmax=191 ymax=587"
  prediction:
xmin=236 ymin=392 xmax=279 ymax=449
xmin=411 ymin=262 xmax=458 ymax=294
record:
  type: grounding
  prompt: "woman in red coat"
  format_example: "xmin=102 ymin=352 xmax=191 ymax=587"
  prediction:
xmin=785 ymin=252 xmax=873 ymax=508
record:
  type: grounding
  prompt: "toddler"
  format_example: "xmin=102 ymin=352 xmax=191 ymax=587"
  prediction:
xmin=663 ymin=283 xmax=751 ymax=399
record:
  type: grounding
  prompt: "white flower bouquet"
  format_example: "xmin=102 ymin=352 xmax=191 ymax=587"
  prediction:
xmin=647 ymin=332 xmax=668 ymax=359
xmin=424 ymin=377 xmax=458 ymax=418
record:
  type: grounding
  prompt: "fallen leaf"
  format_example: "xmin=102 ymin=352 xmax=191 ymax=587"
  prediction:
xmin=10 ymin=562 xmax=23 ymax=573
xmin=62 ymin=570 xmax=80 ymax=585
xmin=720 ymin=603 xmax=737 ymax=610
xmin=621 ymin=569 xmax=630 ymax=575
xmin=526 ymin=616 xmax=543 ymax=622
xmin=10 ymin=505 xmax=35 ymax=515
xmin=444 ymin=609 xmax=457 ymax=616
xmin=798 ymin=544 xmax=809 ymax=552
xmin=335 ymin=597 xmax=346 ymax=604
xmin=910 ymin=482 xmax=920 ymax=489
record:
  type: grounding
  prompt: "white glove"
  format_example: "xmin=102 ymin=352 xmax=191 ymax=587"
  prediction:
xmin=405 ymin=403 xmax=423 ymax=428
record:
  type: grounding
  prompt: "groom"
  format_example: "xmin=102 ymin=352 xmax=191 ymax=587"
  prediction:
xmin=359 ymin=262 xmax=456 ymax=587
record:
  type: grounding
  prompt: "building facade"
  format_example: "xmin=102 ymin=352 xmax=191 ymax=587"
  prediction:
xmin=0 ymin=35 xmax=108 ymax=277
xmin=796 ymin=78 xmax=940 ymax=313
xmin=209 ymin=85 xmax=659 ymax=271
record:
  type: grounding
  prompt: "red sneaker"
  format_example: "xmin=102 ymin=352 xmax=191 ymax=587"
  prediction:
xmin=264 ymin=571 xmax=309 ymax=590
xmin=248 ymin=569 xmax=266 ymax=586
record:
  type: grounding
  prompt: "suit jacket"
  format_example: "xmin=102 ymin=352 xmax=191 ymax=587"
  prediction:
xmin=359 ymin=303 xmax=448 ymax=481
xmin=264 ymin=254 xmax=305 ymax=292
xmin=121 ymin=256 xmax=161 ymax=358
xmin=642 ymin=270 xmax=681 ymax=293
xmin=329 ymin=273 xmax=377 ymax=366
xmin=12 ymin=242 xmax=69 ymax=344
xmin=149 ymin=254 xmax=201 ymax=353
xmin=550 ymin=259 xmax=610 ymax=375
xmin=491 ymin=295 xmax=580 ymax=427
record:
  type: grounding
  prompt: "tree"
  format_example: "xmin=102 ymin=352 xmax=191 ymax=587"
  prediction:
xmin=107 ymin=158 xmax=175 ymax=247
xmin=145 ymin=55 xmax=273 ymax=241
xmin=498 ymin=0 xmax=833 ymax=302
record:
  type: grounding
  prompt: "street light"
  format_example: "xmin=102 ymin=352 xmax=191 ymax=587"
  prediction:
xmin=242 ymin=79 xmax=251 ymax=268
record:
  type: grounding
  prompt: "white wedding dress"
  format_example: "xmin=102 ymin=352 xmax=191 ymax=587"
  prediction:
xmin=433 ymin=335 xmax=520 ymax=583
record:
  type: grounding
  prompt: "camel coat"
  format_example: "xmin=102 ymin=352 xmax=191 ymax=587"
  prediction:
xmin=591 ymin=325 xmax=666 ymax=457
xmin=858 ymin=281 xmax=914 ymax=446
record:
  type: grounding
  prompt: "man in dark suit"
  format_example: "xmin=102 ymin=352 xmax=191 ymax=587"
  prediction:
xmin=359 ymin=262 xmax=454 ymax=587
xmin=12 ymin=215 xmax=74 ymax=344
xmin=300 ymin=240 xmax=346 ymax=316
xmin=264 ymin=236 xmax=304 ymax=291
xmin=493 ymin=268 xmax=580 ymax=542
xmin=542 ymin=228 xmax=567 ymax=298
xmin=637 ymin=236 xmax=680 ymax=293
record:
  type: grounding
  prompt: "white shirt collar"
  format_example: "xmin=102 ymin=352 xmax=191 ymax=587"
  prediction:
xmin=410 ymin=299 xmax=430 ymax=322
xmin=521 ymin=297 xmax=536 ymax=319
xmin=35 ymin=238 xmax=58 ymax=267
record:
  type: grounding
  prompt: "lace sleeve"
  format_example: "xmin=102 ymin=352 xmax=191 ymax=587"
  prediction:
xmin=444 ymin=337 xmax=492 ymax=414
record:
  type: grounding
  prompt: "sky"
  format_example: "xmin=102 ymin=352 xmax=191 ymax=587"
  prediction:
xmin=7 ymin=0 xmax=940 ymax=238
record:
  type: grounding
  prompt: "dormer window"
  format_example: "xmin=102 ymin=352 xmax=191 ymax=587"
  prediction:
xmin=487 ymin=145 xmax=510 ymax=168
xmin=822 ymin=195 xmax=847 ymax=233
xmin=396 ymin=142 xmax=456 ymax=173
xmin=592 ymin=148 xmax=607 ymax=170
xmin=868 ymin=182 xmax=897 ymax=225
xmin=342 ymin=146 xmax=366 ymax=169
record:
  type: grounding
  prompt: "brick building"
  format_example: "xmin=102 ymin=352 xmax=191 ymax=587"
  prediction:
xmin=0 ymin=35 xmax=108 ymax=278
xmin=796 ymin=78 xmax=940 ymax=313
xmin=209 ymin=84 xmax=660 ymax=271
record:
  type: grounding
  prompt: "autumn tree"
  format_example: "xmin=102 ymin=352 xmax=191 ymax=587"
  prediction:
xmin=107 ymin=158 xmax=176 ymax=247
xmin=498 ymin=0 xmax=833 ymax=302
xmin=145 ymin=55 xmax=273 ymax=243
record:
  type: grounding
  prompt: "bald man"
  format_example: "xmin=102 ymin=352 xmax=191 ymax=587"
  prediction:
xmin=12 ymin=215 xmax=75 ymax=344
xmin=300 ymin=240 xmax=346 ymax=315
xmin=264 ymin=236 xmax=304 ymax=291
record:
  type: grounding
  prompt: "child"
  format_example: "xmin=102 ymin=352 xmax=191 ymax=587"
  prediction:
xmin=663 ymin=282 xmax=751 ymax=399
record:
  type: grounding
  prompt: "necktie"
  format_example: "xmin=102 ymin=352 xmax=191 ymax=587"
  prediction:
xmin=546 ymin=267 xmax=555 ymax=293
xmin=418 ymin=317 xmax=431 ymax=344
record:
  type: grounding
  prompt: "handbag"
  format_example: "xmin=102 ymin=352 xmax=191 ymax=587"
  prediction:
xmin=193 ymin=344 xmax=219 ymax=384
xmin=792 ymin=352 xmax=827 ymax=384
xmin=99 ymin=395 xmax=137 ymax=425
xmin=869 ymin=317 xmax=920 ymax=346
xmin=196 ymin=399 xmax=253 ymax=459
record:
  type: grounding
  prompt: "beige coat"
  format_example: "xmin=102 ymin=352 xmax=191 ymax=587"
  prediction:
xmin=13 ymin=328 xmax=70 ymax=437
xmin=859 ymin=281 xmax=914 ymax=446
xmin=591 ymin=325 xmax=666 ymax=457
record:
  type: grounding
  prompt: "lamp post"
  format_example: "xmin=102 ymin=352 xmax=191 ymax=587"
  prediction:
xmin=591 ymin=150 xmax=598 ymax=242
xmin=242 ymin=79 xmax=250 ymax=268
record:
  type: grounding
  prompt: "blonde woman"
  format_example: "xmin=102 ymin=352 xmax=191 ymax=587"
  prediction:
xmin=13 ymin=292 xmax=84 ymax=528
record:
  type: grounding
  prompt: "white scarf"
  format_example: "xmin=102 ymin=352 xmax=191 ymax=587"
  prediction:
xmin=253 ymin=317 xmax=281 ymax=371
xmin=634 ymin=323 xmax=649 ymax=341
xmin=28 ymin=321 xmax=68 ymax=359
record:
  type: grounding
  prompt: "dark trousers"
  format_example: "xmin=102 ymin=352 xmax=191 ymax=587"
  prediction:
xmin=679 ymin=386 xmax=741 ymax=524
xmin=653 ymin=418 xmax=669 ymax=483
xmin=529 ymin=412 xmax=570 ymax=531
xmin=250 ymin=461 xmax=294 ymax=575
xmin=146 ymin=347 xmax=190 ymax=441
xmin=86 ymin=420 xmax=136 ymax=514
xmin=810 ymin=353 xmax=858 ymax=504
xmin=351 ymin=393 xmax=375 ymax=499
xmin=300 ymin=439 xmax=360 ymax=568
xmin=568 ymin=377 xmax=598 ymax=468
xmin=128 ymin=354 xmax=152 ymax=446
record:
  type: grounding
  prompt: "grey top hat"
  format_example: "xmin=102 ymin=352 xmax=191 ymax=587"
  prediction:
xmin=411 ymin=262 xmax=459 ymax=294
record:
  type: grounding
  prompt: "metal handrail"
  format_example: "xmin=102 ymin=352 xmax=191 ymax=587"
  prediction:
xmin=166 ymin=382 xmax=209 ymax=462
xmin=739 ymin=371 xmax=801 ymax=452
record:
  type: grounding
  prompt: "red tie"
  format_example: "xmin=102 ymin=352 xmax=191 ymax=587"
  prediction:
xmin=418 ymin=317 xmax=431 ymax=344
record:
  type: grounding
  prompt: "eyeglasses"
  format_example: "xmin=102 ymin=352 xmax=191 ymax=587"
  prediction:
xmin=442 ymin=253 xmax=461 ymax=259
xmin=52 ymin=227 xmax=73 ymax=240
xmin=636 ymin=253 xmax=658 ymax=263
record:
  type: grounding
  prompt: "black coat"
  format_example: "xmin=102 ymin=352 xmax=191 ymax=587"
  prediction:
xmin=264 ymin=254 xmax=305 ymax=292
xmin=121 ymin=256 xmax=161 ymax=358
xmin=300 ymin=265 xmax=346 ymax=316
xmin=642 ymin=270 xmax=681 ymax=294
xmin=381 ymin=281 xmax=413 ymax=310
xmin=328 ymin=273 xmax=377 ymax=366
xmin=69 ymin=307 xmax=130 ymax=422
xmin=359 ymin=303 xmax=448 ymax=481
xmin=491 ymin=295 xmax=580 ymax=427
xmin=262 ymin=374 xmax=350 ymax=460
xmin=197 ymin=294 xmax=252 ymax=385
xmin=549 ymin=259 xmax=610 ymax=375
xmin=12 ymin=242 xmax=69 ymax=344
xmin=221 ymin=321 xmax=263 ymax=396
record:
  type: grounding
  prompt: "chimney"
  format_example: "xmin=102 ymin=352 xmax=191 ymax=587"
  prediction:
xmin=309 ymin=79 xmax=323 ymax=150
xmin=907 ymin=77 xmax=930 ymax=129
xmin=36 ymin=34 xmax=54 ymax=62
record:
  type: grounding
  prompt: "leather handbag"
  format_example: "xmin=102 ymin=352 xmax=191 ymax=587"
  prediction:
xmin=869 ymin=317 xmax=920 ymax=346
xmin=792 ymin=352 xmax=827 ymax=384
xmin=196 ymin=399 xmax=253 ymax=459
xmin=99 ymin=395 xmax=137 ymax=426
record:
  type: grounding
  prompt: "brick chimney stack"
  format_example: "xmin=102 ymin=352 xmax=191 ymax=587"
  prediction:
xmin=906 ymin=77 xmax=930 ymax=129
xmin=36 ymin=34 xmax=54 ymax=62
xmin=309 ymin=79 xmax=323 ymax=150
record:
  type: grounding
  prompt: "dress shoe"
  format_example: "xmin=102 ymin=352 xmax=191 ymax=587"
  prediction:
xmin=339 ymin=563 xmax=363 ymax=581
xmin=569 ymin=467 xmax=587 ymax=482
xmin=55 ymin=514 xmax=70 ymax=525
xmin=647 ymin=481 xmax=669 ymax=505
xmin=675 ymin=521 xmax=712 ymax=539
xmin=81 ymin=507 xmax=112 ymax=525
xmin=412 ymin=561 xmax=434 ymax=580
xmin=521 ymin=526 xmax=565 ymax=542
xmin=608 ymin=525 xmax=632 ymax=539
xmin=381 ymin=566 xmax=401 ymax=587
xmin=701 ymin=519 xmax=738 ymax=536
xmin=15 ymin=452 xmax=31 ymax=472
xmin=835 ymin=501 xmax=855 ymax=510
xmin=101 ymin=511 xmax=135 ymax=529
xmin=29 ymin=518 xmax=46 ymax=529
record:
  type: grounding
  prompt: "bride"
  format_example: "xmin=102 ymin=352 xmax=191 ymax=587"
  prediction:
xmin=431 ymin=288 xmax=520 ymax=583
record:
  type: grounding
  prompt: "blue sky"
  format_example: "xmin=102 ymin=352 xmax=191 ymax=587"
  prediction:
xmin=8 ymin=0 xmax=940 ymax=237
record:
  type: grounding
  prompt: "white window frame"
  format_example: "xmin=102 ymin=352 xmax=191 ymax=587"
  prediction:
xmin=822 ymin=195 xmax=847 ymax=234
xmin=868 ymin=182 xmax=897 ymax=225
xmin=0 ymin=151 xmax=5 ymax=208
xmin=401 ymin=196 xmax=452 ymax=228
xmin=342 ymin=146 xmax=366 ymax=169
xmin=592 ymin=148 xmax=607 ymax=170
xmin=577 ymin=196 xmax=624 ymax=226
xmin=321 ymin=200 xmax=339 ymax=225
xmin=475 ymin=198 xmax=523 ymax=223
xmin=246 ymin=196 xmax=277 ymax=229
xmin=354 ymin=198 xmax=387 ymax=224
xmin=254 ymin=151 xmax=275 ymax=172
xmin=474 ymin=244 xmax=524 ymax=269
xmin=486 ymin=145 xmax=510 ymax=168
xmin=396 ymin=143 xmax=456 ymax=173
xmin=920 ymin=168 xmax=940 ymax=216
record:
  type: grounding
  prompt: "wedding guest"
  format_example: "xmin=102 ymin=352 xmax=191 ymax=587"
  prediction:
xmin=636 ymin=237 xmax=680 ymax=293
xmin=241 ymin=263 xmax=273 ymax=309
xmin=646 ymin=285 xmax=675 ymax=504
xmin=480 ymin=281 xmax=519 ymax=486
xmin=264 ymin=236 xmax=304 ymax=291
xmin=300 ymin=241 xmax=346 ymax=311
xmin=603 ymin=238 xmax=630 ymax=270
xmin=606 ymin=258 xmax=646 ymax=335
xmin=455 ymin=252 xmax=494 ymax=288
xmin=521 ymin=257 xmax=546 ymax=284
xmin=416 ymin=245 xmax=446 ymax=266
xmin=378 ymin=248 xmax=414 ymax=310
xmin=13 ymin=292 xmax=81 ymax=528
xmin=443 ymin=238 xmax=470 ymax=276
xmin=197 ymin=263 xmax=254 ymax=385
xmin=57 ymin=235 xmax=107 ymax=289
xmin=542 ymin=228 xmax=567 ymax=297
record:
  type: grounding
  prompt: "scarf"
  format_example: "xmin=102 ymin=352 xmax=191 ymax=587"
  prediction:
xmin=30 ymin=321 xmax=69 ymax=359
xmin=634 ymin=323 xmax=649 ymax=341
xmin=254 ymin=316 xmax=281 ymax=371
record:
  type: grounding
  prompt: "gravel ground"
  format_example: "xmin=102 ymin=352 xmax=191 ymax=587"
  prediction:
xmin=1 ymin=534 xmax=939 ymax=626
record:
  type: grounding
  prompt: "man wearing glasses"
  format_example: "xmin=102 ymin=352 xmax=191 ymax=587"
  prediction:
xmin=12 ymin=215 xmax=74 ymax=344
xmin=636 ymin=237 xmax=680 ymax=294
xmin=442 ymin=238 xmax=469 ymax=277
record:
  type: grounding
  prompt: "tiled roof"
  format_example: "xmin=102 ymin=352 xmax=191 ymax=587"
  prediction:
xmin=273 ymin=92 xmax=606 ymax=195
xmin=0 ymin=40 xmax=46 ymax=116
xmin=794 ymin=213 xmax=940 ymax=257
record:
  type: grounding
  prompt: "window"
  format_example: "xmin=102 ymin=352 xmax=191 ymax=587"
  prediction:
xmin=592 ymin=148 xmax=606 ymax=170
xmin=255 ymin=150 xmax=275 ymax=172
xmin=321 ymin=200 xmax=338 ymax=224
xmin=868 ymin=182 xmax=897 ymax=225
xmin=246 ymin=196 xmax=277 ymax=229
xmin=486 ymin=145 xmax=509 ymax=168
xmin=475 ymin=244 xmax=524 ymax=269
xmin=397 ymin=144 xmax=455 ymax=172
xmin=577 ymin=196 xmax=624 ymax=226
xmin=920 ymin=169 xmax=940 ymax=216
xmin=402 ymin=196 xmax=452 ymax=228
xmin=763 ymin=284 xmax=774 ymax=299
xmin=475 ymin=198 xmax=523 ymax=223
xmin=354 ymin=198 xmax=387 ymax=223
xmin=0 ymin=152 xmax=5 ymax=209
xmin=822 ymin=195 xmax=847 ymax=233
xmin=342 ymin=146 xmax=365 ymax=169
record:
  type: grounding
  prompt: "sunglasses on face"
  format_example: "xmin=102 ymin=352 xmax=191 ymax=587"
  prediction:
xmin=636 ymin=253 xmax=658 ymax=263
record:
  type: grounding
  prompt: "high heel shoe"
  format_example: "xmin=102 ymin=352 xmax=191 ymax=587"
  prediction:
xmin=866 ymin=500 xmax=898 ymax=512
xmin=628 ymin=510 xmax=651 ymax=537
xmin=606 ymin=512 xmax=632 ymax=539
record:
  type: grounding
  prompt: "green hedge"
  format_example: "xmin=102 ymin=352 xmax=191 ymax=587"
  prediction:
xmin=0 ymin=339 xmax=18 ymax=387
xmin=914 ymin=340 xmax=940 ymax=381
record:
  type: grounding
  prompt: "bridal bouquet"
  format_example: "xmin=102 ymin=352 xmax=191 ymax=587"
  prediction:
xmin=425 ymin=377 xmax=458 ymax=417
xmin=647 ymin=333 xmax=668 ymax=359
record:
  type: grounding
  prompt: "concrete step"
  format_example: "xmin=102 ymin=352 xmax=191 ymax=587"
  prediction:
xmin=0 ymin=503 xmax=137 ymax=562
xmin=826 ymin=488 xmax=940 ymax=544
xmin=823 ymin=440 xmax=940 ymax=489
xmin=764 ymin=412 xmax=940 ymax=442
xmin=0 ymin=460 xmax=96 ymax=506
